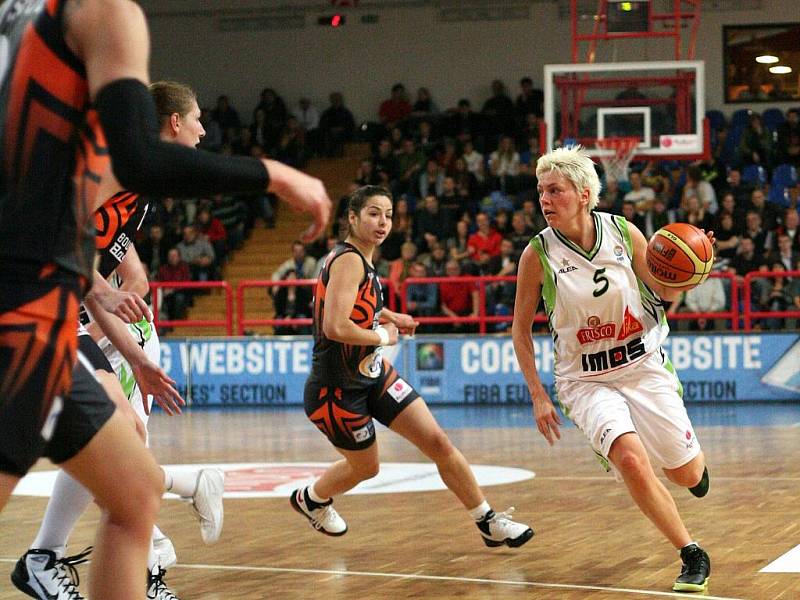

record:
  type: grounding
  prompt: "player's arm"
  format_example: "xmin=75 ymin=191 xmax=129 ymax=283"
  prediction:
xmin=86 ymin=269 xmax=150 ymax=324
xmin=512 ymin=245 xmax=561 ymax=445
xmin=83 ymin=296 xmax=184 ymax=416
xmin=323 ymin=254 xmax=398 ymax=346
xmin=627 ymin=221 xmax=684 ymax=302
xmin=64 ymin=0 xmax=330 ymax=241
xmin=380 ymin=308 xmax=419 ymax=336
xmin=114 ymin=246 xmax=150 ymax=297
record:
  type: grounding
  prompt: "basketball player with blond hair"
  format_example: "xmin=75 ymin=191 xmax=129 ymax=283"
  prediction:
xmin=512 ymin=146 xmax=714 ymax=593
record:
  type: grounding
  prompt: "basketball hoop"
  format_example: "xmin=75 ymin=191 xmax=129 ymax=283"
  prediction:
xmin=596 ymin=137 xmax=639 ymax=183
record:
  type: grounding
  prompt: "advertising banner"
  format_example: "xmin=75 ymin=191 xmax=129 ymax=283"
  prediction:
xmin=160 ymin=334 xmax=800 ymax=407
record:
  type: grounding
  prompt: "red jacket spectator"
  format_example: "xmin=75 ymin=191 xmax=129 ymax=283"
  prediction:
xmin=157 ymin=249 xmax=192 ymax=282
xmin=196 ymin=208 xmax=227 ymax=243
xmin=379 ymin=84 xmax=411 ymax=127
xmin=467 ymin=212 xmax=503 ymax=257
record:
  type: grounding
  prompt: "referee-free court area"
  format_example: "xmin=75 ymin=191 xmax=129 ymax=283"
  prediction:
xmin=2 ymin=403 xmax=799 ymax=599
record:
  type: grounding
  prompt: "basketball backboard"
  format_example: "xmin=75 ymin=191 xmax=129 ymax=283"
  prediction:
xmin=543 ymin=60 xmax=708 ymax=161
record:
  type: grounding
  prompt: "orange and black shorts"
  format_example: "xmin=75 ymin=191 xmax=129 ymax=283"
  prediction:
xmin=0 ymin=263 xmax=113 ymax=476
xmin=304 ymin=360 xmax=420 ymax=451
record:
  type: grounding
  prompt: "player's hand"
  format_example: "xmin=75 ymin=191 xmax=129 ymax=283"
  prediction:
xmin=700 ymin=228 xmax=716 ymax=246
xmin=531 ymin=384 xmax=561 ymax=446
xmin=132 ymin=361 xmax=185 ymax=416
xmin=95 ymin=287 xmax=151 ymax=324
xmin=381 ymin=322 xmax=399 ymax=345
xmin=265 ymin=159 xmax=332 ymax=242
xmin=393 ymin=313 xmax=419 ymax=336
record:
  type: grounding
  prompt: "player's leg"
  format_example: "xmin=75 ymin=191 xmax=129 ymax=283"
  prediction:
xmin=376 ymin=364 xmax=532 ymax=548
xmin=291 ymin=383 xmax=379 ymax=536
xmin=0 ymin=473 xmax=19 ymax=511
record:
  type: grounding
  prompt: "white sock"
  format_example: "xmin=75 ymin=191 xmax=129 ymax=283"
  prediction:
xmin=31 ymin=470 xmax=93 ymax=559
xmin=681 ymin=541 xmax=699 ymax=551
xmin=468 ymin=500 xmax=491 ymax=521
xmin=307 ymin=484 xmax=329 ymax=504
xmin=164 ymin=468 xmax=199 ymax=498
xmin=152 ymin=525 xmax=167 ymax=541
xmin=147 ymin=539 xmax=158 ymax=572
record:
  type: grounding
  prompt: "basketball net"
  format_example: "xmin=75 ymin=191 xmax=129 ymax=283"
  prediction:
xmin=596 ymin=137 xmax=639 ymax=183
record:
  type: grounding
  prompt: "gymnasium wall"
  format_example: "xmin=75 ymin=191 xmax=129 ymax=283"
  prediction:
xmin=142 ymin=1 xmax=797 ymax=125
xmin=159 ymin=333 xmax=800 ymax=407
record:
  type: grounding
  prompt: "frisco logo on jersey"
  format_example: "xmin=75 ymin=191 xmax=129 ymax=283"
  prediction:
xmin=576 ymin=307 xmax=644 ymax=345
xmin=558 ymin=258 xmax=577 ymax=274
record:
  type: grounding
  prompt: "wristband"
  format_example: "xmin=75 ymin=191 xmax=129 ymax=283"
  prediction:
xmin=375 ymin=326 xmax=390 ymax=346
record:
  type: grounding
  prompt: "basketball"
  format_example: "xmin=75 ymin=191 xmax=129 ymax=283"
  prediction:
xmin=646 ymin=223 xmax=714 ymax=288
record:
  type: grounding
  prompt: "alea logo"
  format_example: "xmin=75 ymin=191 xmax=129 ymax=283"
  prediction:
xmin=558 ymin=258 xmax=578 ymax=274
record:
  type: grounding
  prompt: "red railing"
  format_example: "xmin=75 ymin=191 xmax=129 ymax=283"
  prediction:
xmin=742 ymin=270 xmax=800 ymax=330
xmin=665 ymin=272 xmax=739 ymax=331
xmin=150 ymin=280 xmax=233 ymax=335
xmin=152 ymin=271 xmax=800 ymax=336
xmin=236 ymin=278 xmax=396 ymax=336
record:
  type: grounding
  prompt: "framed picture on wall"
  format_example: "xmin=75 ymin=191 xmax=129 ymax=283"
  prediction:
xmin=723 ymin=23 xmax=800 ymax=103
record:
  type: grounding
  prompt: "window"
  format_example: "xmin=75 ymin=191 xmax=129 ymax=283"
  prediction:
xmin=723 ymin=23 xmax=800 ymax=103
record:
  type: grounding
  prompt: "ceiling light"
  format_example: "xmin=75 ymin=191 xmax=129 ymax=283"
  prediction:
xmin=755 ymin=55 xmax=779 ymax=64
xmin=769 ymin=65 xmax=792 ymax=74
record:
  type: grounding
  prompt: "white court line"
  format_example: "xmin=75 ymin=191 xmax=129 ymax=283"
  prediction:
xmin=0 ymin=557 xmax=745 ymax=599
xmin=173 ymin=562 xmax=743 ymax=599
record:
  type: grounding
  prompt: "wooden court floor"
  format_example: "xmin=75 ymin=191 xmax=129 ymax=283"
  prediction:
xmin=1 ymin=408 xmax=799 ymax=600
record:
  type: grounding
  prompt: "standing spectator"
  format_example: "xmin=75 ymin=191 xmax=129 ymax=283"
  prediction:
xmin=176 ymin=225 xmax=217 ymax=281
xmin=515 ymin=76 xmax=544 ymax=122
xmin=272 ymin=240 xmax=317 ymax=282
xmin=481 ymin=79 xmax=516 ymax=138
xmin=439 ymin=259 xmax=479 ymax=332
xmin=488 ymin=136 xmax=520 ymax=194
xmin=211 ymin=95 xmax=241 ymax=140
xmin=156 ymin=248 xmax=193 ymax=320
xmin=319 ymin=92 xmax=356 ymax=157
xmin=379 ymin=83 xmax=411 ymax=130
xmin=467 ymin=212 xmax=503 ymax=258
xmin=196 ymin=207 xmax=228 ymax=262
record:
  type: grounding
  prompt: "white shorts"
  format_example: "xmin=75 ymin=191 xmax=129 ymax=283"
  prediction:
xmin=97 ymin=318 xmax=160 ymax=432
xmin=556 ymin=349 xmax=700 ymax=474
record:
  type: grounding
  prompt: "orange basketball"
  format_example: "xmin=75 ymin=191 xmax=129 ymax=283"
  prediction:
xmin=646 ymin=223 xmax=714 ymax=288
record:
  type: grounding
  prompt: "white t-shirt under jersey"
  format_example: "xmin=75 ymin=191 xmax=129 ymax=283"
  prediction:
xmin=530 ymin=211 xmax=668 ymax=382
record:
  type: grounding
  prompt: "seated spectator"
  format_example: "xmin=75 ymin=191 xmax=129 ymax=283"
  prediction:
xmin=743 ymin=210 xmax=773 ymax=257
xmin=415 ymin=195 xmax=453 ymax=253
xmin=668 ymin=270 xmax=727 ymax=331
xmin=621 ymin=201 xmax=646 ymax=231
xmin=176 ymin=225 xmax=217 ymax=281
xmin=521 ymin=197 xmax=546 ymax=233
xmin=388 ymin=241 xmax=418 ymax=302
xmin=373 ymin=139 xmax=398 ymax=184
xmin=152 ymin=196 xmax=186 ymax=247
xmin=419 ymin=158 xmax=445 ymax=199
xmin=778 ymin=208 xmax=800 ymax=253
xmin=195 ymin=207 xmax=228 ymax=262
xmin=467 ymin=212 xmax=503 ymax=258
xmin=448 ymin=219 xmax=472 ymax=264
xmin=411 ymin=87 xmax=440 ymax=117
xmin=761 ymin=262 xmax=793 ymax=330
xmin=768 ymin=233 xmax=799 ymax=273
xmin=405 ymin=262 xmax=438 ymax=319
xmin=624 ymin=171 xmax=655 ymax=212
xmin=255 ymin=87 xmax=289 ymax=148
xmin=746 ymin=188 xmax=781 ymax=232
xmin=415 ymin=119 xmax=439 ymax=158
xmin=356 ymin=158 xmax=381 ymax=186
xmin=422 ymin=241 xmax=448 ymax=276
xmin=714 ymin=213 xmax=741 ymax=263
xmin=518 ymin=133 xmax=540 ymax=190
xmin=156 ymin=248 xmax=192 ymax=320
xmin=139 ymin=224 xmax=169 ymax=278
xmin=722 ymin=167 xmax=753 ymax=208
xmin=272 ymin=240 xmax=317 ymax=287
xmin=447 ymin=99 xmax=485 ymax=147
xmin=250 ymin=108 xmax=270 ymax=151
xmin=198 ymin=108 xmax=222 ymax=152
xmin=439 ymin=259 xmax=479 ymax=332
xmin=462 ymin=139 xmax=485 ymax=184
xmin=395 ymin=138 xmax=426 ymax=196
xmin=682 ymin=165 xmax=718 ymax=214
xmin=509 ymin=211 xmax=534 ymax=260
xmin=295 ymin=97 xmax=320 ymax=138
xmin=481 ymin=79 xmax=516 ymax=138
xmin=319 ymin=92 xmax=355 ymax=157
xmin=313 ymin=235 xmax=339 ymax=277
xmin=379 ymin=83 xmax=411 ymax=130
xmin=488 ymin=135 xmax=520 ymax=194
xmin=210 ymin=193 xmax=247 ymax=251
xmin=482 ymin=238 xmax=518 ymax=321
xmin=728 ymin=236 xmax=768 ymax=313
xmin=211 ymin=95 xmax=241 ymax=139
xmin=372 ymin=245 xmax=390 ymax=279
xmin=738 ymin=113 xmax=774 ymax=168
xmin=494 ymin=209 xmax=511 ymax=236
xmin=716 ymin=191 xmax=746 ymax=232
xmin=451 ymin=156 xmax=480 ymax=203
xmin=381 ymin=197 xmax=413 ymax=261
xmin=641 ymin=197 xmax=672 ymax=239
xmin=274 ymin=116 xmax=309 ymax=168
xmin=677 ymin=195 xmax=713 ymax=231
xmin=273 ymin=269 xmax=313 ymax=335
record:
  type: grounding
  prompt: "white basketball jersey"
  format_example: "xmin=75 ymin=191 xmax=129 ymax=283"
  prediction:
xmin=530 ymin=212 xmax=668 ymax=382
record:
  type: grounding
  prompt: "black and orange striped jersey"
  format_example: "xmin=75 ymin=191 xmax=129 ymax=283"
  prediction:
xmin=0 ymin=0 xmax=108 ymax=280
xmin=310 ymin=242 xmax=384 ymax=389
xmin=94 ymin=191 xmax=148 ymax=279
